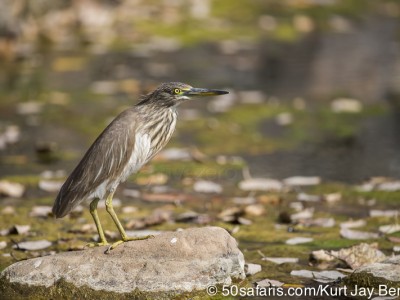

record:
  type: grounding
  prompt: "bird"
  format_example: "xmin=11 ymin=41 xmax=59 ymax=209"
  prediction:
xmin=52 ymin=82 xmax=229 ymax=252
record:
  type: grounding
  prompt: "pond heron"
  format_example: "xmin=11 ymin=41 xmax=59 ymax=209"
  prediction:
xmin=52 ymin=82 xmax=228 ymax=252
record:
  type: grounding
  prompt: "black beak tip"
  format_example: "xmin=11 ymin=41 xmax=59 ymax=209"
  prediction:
xmin=215 ymin=90 xmax=229 ymax=95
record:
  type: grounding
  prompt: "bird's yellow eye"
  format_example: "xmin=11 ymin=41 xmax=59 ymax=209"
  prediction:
xmin=173 ymin=88 xmax=181 ymax=94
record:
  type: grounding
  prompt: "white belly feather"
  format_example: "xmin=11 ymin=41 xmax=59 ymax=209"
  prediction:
xmin=88 ymin=132 xmax=152 ymax=199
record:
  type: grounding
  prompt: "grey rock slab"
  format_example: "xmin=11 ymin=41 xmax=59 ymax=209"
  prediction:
xmin=351 ymin=255 xmax=400 ymax=282
xmin=1 ymin=226 xmax=245 ymax=294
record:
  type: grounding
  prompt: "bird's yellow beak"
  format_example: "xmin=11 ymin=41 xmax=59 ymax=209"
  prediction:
xmin=184 ymin=87 xmax=229 ymax=97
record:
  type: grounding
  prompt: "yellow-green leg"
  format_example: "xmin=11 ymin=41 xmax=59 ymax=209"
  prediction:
xmin=86 ymin=198 xmax=109 ymax=248
xmin=105 ymin=191 xmax=153 ymax=253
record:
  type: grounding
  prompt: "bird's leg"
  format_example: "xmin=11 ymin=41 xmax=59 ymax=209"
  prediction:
xmin=105 ymin=191 xmax=153 ymax=253
xmin=86 ymin=198 xmax=109 ymax=248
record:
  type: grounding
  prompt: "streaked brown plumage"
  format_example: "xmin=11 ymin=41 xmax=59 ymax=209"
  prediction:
xmin=52 ymin=82 xmax=228 ymax=251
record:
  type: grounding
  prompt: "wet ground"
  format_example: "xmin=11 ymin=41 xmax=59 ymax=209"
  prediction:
xmin=1 ymin=50 xmax=400 ymax=297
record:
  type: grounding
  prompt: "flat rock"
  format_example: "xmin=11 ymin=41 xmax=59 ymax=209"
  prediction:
xmin=0 ymin=227 xmax=245 ymax=298
xmin=346 ymin=255 xmax=400 ymax=287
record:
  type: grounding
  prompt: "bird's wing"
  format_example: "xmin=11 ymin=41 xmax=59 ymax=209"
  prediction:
xmin=52 ymin=109 xmax=139 ymax=218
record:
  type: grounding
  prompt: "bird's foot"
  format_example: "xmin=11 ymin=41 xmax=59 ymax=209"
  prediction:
xmin=105 ymin=235 xmax=154 ymax=254
xmin=85 ymin=241 xmax=109 ymax=249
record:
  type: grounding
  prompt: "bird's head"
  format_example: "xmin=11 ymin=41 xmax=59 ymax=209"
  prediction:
xmin=138 ymin=82 xmax=229 ymax=107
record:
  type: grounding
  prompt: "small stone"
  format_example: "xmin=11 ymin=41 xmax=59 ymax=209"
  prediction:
xmin=0 ymin=181 xmax=25 ymax=198
xmin=1 ymin=206 xmax=16 ymax=215
xmin=262 ymin=257 xmax=299 ymax=264
xmin=38 ymin=180 xmax=63 ymax=193
xmin=379 ymin=224 xmax=400 ymax=234
xmin=275 ymin=112 xmax=293 ymax=126
xmin=340 ymin=219 xmax=367 ymax=229
xmin=332 ymin=243 xmax=386 ymax=269
xmin=244 ymin=263 xmax=262 ymax=276
xmin=237 ymin=217 xmax=252 ymax=225
xmin=283 ymin=176 xmax=321 ymax=187
xmin=9 ymin=225 xmax=31 ymax=235
xmin=370 ymin=210 xmax=399 ymax=218
xmin=324 ymin=192 xmax=342 ymax=203
xmin=170 ymin=237 xmax=177 ymax=244
xmin=0 ymin=241 xmax=7 ymax=249
xmin=258 ymin=195 xmax=281 ymax=205
xmin=14 ymin=240 xmax=52 ymax=251
xmin=377 ymin=181 xmax=400 ymax=192
xmin=122 ymin=206 xmax=138 ymax=214
xmin=157 ymin=148 xmax=191 ymax=161
xmin=218 ymin=207 xmax=244 ymax=223
xmin=136 ymin=173 xmax=168 ymax=186
xmin=244 ymin=204 xmax=265 ymax=216
xmin=122 ymin=189 xmax=141 ymax=198
xmin=297 ymin=192 xmax=321 ymax=202
xmin=289 ymin=202 xmax=304 ymax=212
xmin=16 ymin=101 xmax=44 ymax=115
xmin=340 ymin=228 xmax=380 ymax=240
xmin=331 ymin=98 xmax=362 ymax=113
xmin=301 ymin=218 xmax=335 ymax=228
xmin=286 ymin=237 xmax=313 ymax=245
xmin=193 ymin=180 xmax=222 ymax=194
xmin=393 ymin=246 xmax=400 ymax=252
xmin=239 ymin=178 xmax=283 ymax=191
xmin=256 ymin=278 xmax=284 ymax=287
xmin=232 ymin=197 xmax=256 ymax=205
xmin=310 ymin=250 xmax=335 ymax=262
xmin=290 ymin=208 xmax=314 ymax=221
xmin=29 ymin=206 xmax=52 ymax=218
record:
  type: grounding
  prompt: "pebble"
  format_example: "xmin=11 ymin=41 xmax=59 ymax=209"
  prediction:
xmin=0 ymin=241 xmax=7 ymax=249
xmin=16 ymin=101 xmax=44 ymax=115
xmin=290 ymin=208 xmax=314 ymax=221
xmin=331 ymin=98 xmax=362 ymax=113
xmin=340 ymin=228 xmax=380 ymax=240
xmin=38 ymin=180 xmax=63 ymax=193
xmin=370 ymin=210 xmax=398 ymax=218
xmin=193 ymin=180 xmax=223 ymax=194
xmin=324 ymin=192 xmax=342 ymax=203
xmin=122 ymin=206 xmax=138 ymax=214
xmin=262 ymin=257 xmax=299 ymax=264
xmin=244 ymin=263 xmax=262 ymax=276
xmin=14 ymin=240 xmax=52 ymax=251
xmin=297 ymin=192 xmax=321 ymax=202
xmin=1 ymin=206 xmax=16 ymax=215
xmin=122 ymin=189 xmax=141 ymax=198
xmin=275 ymin=112 xmax=293 ymax=126
xmin=239 ymin=178 xmax=283 ymax=192
xmin=29 ymin=206 xmax=52 ymax=218
xmin=158 ymin=148 xmax=191 ymax=161
xmin=285 ymin=237 xmax=313 ymax=245
xmin=244 ymin=204 xmax=265 ymax=216
xmin=379 ymin=224 xmax=400 ymax=234
xmin=340 ymin=219 xmax=367 ymax=229
xmin=283 ymin=176 xmax=321 ymax=187
xmin=0 ymin=180 xmax=25 ymax=198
